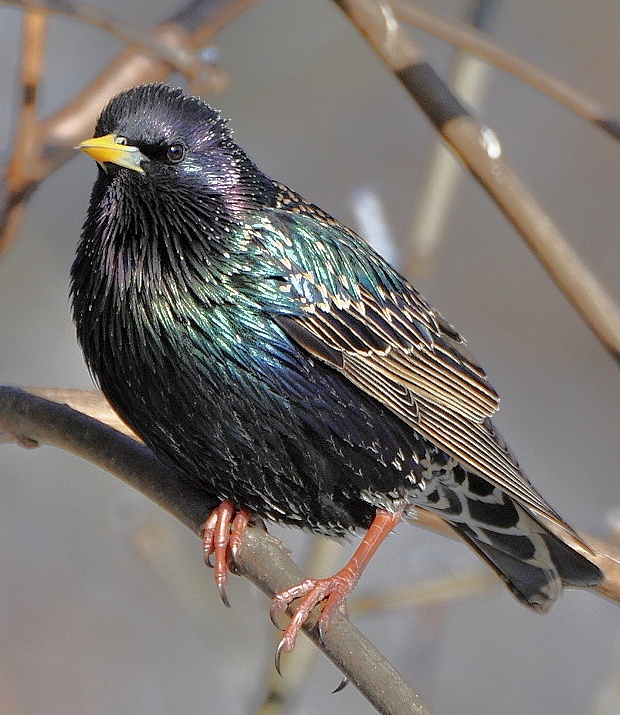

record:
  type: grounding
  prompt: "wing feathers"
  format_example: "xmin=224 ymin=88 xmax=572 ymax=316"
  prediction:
xmin=262 ymin=206 xmax=567 ymax=529
xmin=300 ymin=298 xmax=499 ymax=422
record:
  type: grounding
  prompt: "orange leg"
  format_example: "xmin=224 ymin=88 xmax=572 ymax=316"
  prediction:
xmin=201 ymin=501 xmax=252 ymax=607
xmin=270 ymin=508 xmax=403 ymax=672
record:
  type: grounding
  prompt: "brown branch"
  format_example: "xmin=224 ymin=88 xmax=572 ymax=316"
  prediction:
xmin=405 ymin=3 xmax=498 ymax=273
xmin=0 ymin=386 xmax=436 ymax=715
xmin=389 ymin=0 xmax=620 ymax=143
xmin=0 ymin=0 xmax=256 ymax=254
xmin=12 ymin=11 xmax=47 ymax=177
xmin=1 ymin=10 xmax=48 ymax=252
xmin=3 ymin=385 xmax=619 ymax=703
xmin=332 ymin=0 xmax=620 ymax=365
xmin=2 ymin=0 xmax=225 ymax=86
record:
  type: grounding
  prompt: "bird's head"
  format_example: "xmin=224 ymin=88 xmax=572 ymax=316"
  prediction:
xmin=77 ymin=83 xmax=273 ymax=236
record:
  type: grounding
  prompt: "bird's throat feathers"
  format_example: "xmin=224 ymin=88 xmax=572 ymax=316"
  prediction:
xmin=74 ymin=154 xmax=275 ymax=303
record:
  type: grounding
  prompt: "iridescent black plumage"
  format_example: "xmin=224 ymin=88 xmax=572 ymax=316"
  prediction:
xmin=72 ymin=84 xmax=601 ymax=619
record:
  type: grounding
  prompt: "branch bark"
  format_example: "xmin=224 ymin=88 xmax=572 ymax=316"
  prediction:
xmin=0 ymin=385 xmax=436 ymax=715
xmin=332 ymin=0 xmax=620 ymax=365
xmin=390 ymin=0 xmax=620 ymax=141
xmin=2 ymin=385 xmax=620 ymax=711
xmin=0 ymin=0 xmax=256 ymax=253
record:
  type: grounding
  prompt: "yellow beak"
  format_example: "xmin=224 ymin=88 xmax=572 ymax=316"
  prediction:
xmin=76 ymin=133 xmax=147 ymax=174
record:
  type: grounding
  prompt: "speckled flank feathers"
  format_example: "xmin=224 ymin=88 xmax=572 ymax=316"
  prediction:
xmin=72 ymin=84 xmax=602 ymax=621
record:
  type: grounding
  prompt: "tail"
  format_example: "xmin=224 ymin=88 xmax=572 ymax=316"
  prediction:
xmin=418 ymin=475 xmax=603 ymax=613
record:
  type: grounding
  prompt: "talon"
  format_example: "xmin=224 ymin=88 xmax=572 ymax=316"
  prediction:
xmin=269 ymin=590 xmax=292 ymax=630
xmin=202 ymin=538 xmax=215 ymax=568
xmin=217 ymin=578 xmax=230 ymax=608
xmin=332 ymin=676 xmax=349 ymax=694
xmin=229 ymin=539 xmax=241 ymax=565
xmin=200 ymin=501 xmax=254 ymax=608
xmin=267 ymin=510 xmax=403 ymax=656
xmin=204 ymin=552 xmax=214 ymax=569
xmin=317 ymin=614 xmax=329 ymax=645
xmin=269 ymin=578 xmax=339 ymax=655
xmin=228 ymin=510 xmax=251 ymax=572
xmin=274 ymin=638 xmax=286 ymax=677
xmin=318 ymin=593 xmax=349 ymax=644
xmin=269 ymin=604 xmax=286 ymax=631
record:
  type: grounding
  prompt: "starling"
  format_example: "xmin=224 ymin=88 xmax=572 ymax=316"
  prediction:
xmin=72 ymin=83 xmax=602 ymax=661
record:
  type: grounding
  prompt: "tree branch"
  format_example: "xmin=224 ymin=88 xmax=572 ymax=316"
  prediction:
xmin=9 ymin=386 xmax=620 ymax=607
xmin=332 ymin=0 xmax=620 ymax=365
xmin=0 ymin=385 xmax=436 ymax=715
xmin=0 ymin=0 xmax=256 ymax=253
xmin=390 ymin=0 xmax=620 ymax=142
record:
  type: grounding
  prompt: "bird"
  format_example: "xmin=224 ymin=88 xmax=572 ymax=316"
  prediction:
xmin=72 ymin=83 xmax=603 ymax=666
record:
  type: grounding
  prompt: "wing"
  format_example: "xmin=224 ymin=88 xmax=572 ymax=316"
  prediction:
xmin=254 ymin=199 xmax=565 ymax=526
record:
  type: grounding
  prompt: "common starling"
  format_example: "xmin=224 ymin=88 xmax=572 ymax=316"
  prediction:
xmin=72 ymin=83 xmax=603 ymax=662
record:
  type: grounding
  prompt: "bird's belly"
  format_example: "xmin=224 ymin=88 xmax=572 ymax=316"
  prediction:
xmin=95 ymin=331 xmax=447 ymax=534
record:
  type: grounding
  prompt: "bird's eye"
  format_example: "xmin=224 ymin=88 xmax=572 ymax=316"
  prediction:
xmin=115 ymin=136 xmax=128 ymax=145
xmin=166 ymin=143 xmax=186 ymax=163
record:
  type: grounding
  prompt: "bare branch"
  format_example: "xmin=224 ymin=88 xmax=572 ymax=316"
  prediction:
xmin=5 ymin=386 xmax=620 ymax=605
xmin=2 ymin=0 xmax=225 ymax=86
xmin=0 ymin=385 xmax=436 ymax=715
xmin=0 ymin=0 xmax=256 ymax=255
xmin=13 ymin=11 xmax=47 ymax=176
xmin=389 ymin=0 xmax=620 ymax=142
xmin=332 ymin=0 xmax=620 ymax=364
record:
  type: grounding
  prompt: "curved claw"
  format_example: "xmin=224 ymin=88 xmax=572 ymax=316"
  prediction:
xmin=317 ymin=613 xmax=329 ymax=646
xmin=269 ymin=604 xmax=286 ymax=631
xmin=269 ymin=509 xmax=401 ymax=668
xmin=332 ymin=676 xmax=349 ymax=694
xmin=318 ymin=596 xmax=349 ymax=645
xmin=274 ymin=638 xmax=286 ymax=677
xmin=268 ymin=576 xmax=352 ymax=662
xmin=200 ymin=501 xmax=254 ymax=609
xmin=217 ymin=578 xmax=230 ymax=608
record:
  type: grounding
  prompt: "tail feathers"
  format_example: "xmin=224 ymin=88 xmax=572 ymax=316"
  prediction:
xmin=448 ymin=521 xmax=602 ymax=613
xmin=418 ymin=476 xmax=603 ymax=613
xmin=539 ymin=531 xmax=603 ymax=588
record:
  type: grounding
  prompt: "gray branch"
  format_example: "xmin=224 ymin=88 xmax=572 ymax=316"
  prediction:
xmin=0 ymin=385 xmax=435 ymax=715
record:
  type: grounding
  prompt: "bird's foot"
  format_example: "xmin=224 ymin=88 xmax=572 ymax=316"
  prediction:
xmin=270 ymin=567 xmax=357 ymax=675
xmin=269 ymin=507 xmax=403 ymax=674
xmin=201 ymin=500 xmax=253 ymax=607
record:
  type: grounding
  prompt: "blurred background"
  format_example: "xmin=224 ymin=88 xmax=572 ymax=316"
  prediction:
xmin=1 ymin=0 xmax=620 ymax=713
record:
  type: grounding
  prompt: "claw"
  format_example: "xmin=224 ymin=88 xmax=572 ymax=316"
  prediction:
xmin=268 ymin=509 xmax=402 ymax=666
xmin=269 ymin=603 xmax=286 ymax=631
xmin=228 ymin=510 xmax=251 ymax=572
xmin=317 ymin=613 xmax=329 ymax=646
xmin=200 ymin=501 xmax=254 ymax=608
xmin=229 ymin=537 xmax=241 ymax=564
xmin=332 ymin=676 xmax=349 ymax=694
xmin=318 ymin=595 xmax=348 ymax=644
xmin=274 ymin=638 xmax=285 ymax=677
xmin=217 ymin=579 xmax=230 ymax=608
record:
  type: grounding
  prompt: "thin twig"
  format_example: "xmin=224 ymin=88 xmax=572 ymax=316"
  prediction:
xmin=0 ymin=0 xmax=256 ymax=255
xmin=12 ymin=10 xmax=47 ymax=176
xmin=407 ymin=0 xmax=500 ymax=273
xmin=389 ymin=0 xmax=620 ymax=142
xmin=1 ymin=10 xmax=48 ymax=252
xmin=351 ymin=571 xmax=498 ymax=614
xmin=1 ymin=0 xmax=226 ymax=89
xmin=0 ymin=386 xmax=436 ymax=715
xmin=332 ymin=0 xmax=620 ymax=364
